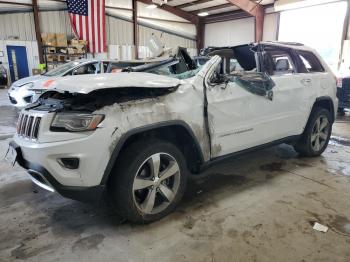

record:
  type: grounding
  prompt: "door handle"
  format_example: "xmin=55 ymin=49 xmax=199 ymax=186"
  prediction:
xmin=301 ymin=78 xmax=311 ymax=84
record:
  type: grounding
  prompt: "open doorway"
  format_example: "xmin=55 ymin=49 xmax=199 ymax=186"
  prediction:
xmin=278 ymin=1 xmax=348 ymax=73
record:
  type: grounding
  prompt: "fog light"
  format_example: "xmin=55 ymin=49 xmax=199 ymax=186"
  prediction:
xmin=58 ymin=158 xmax=79 ymax=169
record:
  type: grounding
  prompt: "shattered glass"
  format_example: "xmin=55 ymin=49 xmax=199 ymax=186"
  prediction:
xmin=230 ymin=72 xmax=275 ymax=99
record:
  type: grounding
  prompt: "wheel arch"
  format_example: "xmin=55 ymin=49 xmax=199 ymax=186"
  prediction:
xmin=100 ymin=120 xmax=205 ymax=185
xmin=313 ymin=96 xmax=335 ymax=123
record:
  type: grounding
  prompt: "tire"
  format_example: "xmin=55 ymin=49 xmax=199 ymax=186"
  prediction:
xmin=294 ymin=107 xmax=332 ymax=157
xmin=108 ymin=139 xmax=188 ymax=223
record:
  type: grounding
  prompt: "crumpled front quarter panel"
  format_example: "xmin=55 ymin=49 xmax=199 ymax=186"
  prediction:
xmin=95 ymin=81 xmax=210 ymax=169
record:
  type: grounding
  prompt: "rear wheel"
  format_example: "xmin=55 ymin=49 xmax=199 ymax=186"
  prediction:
xmin=108 ymin=139 xmax=188 ymax=223
xmin=294 ymin=107 xmax=332 ymax=157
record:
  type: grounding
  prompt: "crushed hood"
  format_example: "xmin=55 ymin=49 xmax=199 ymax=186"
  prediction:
xmin=46 ymin=72 xmax=182 ymax=94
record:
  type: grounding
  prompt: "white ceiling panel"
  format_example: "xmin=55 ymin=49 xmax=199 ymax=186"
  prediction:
xmin=207 ymin=5 xmax=239 ymax=15
xmin=182 ymin=0 xmax=228 ymax=11
xmin=167 ymin=0 xmax=195 ymax=7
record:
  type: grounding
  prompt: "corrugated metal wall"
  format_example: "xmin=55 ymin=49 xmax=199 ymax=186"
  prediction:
xmin=106 ymin=16 xmax=133 ymax=45
xmin=205 ymin=17 xmax=255 ymax=47
xmin=139 ymin=25 xmax=196 ymax=50
xmin=0 ymin=10 xmax=197 ymax=77
xmin=0 ymin=12 xmax=35 ymax=41
xmin=39 ymin=11 xmax=73 ymax=36
xmin=0 ymin=10 xmax=195 ymax=47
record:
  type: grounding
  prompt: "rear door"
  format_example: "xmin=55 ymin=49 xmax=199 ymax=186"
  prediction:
xmin=206 ymin=45 xmax=311 ymax=158
xmin=293 ymin=50 xmax=333 ymax=126
xmin=261 ymin=45 xmax=313 ymax=137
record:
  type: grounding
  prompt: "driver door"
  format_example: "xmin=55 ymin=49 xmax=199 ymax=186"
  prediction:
xmin=206 ymin=47 xmax=303 ymax=158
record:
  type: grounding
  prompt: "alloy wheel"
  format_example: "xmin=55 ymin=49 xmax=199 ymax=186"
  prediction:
xmin=132 ymin=153 xmax=181 ymax=215
xmin=311 ymin=115 xmax=329 ymax=152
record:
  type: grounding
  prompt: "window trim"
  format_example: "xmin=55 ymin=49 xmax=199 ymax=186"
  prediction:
xmin=259 ymin=45 xmax=300 ymax=76
xmin=295 ymin=50 xmax=325 ymax=74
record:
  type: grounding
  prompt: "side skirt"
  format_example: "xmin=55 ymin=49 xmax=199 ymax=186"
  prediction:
xmin=199 ymin=135 xmax=300 ymax=172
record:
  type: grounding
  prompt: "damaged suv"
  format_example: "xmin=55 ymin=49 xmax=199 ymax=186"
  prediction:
xmin=7 ymin=42 xmax=337 ymax=223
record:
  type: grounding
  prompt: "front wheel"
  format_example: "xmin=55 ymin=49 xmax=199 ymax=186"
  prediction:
xmin=108 ymin=139 xmax=188 ymax=223
xmin=294 ymin=107 xmax=332 ymax=157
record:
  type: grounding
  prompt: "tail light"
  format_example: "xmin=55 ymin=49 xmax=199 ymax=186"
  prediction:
xmin=336 ymin=78 xmax=343 ymax=88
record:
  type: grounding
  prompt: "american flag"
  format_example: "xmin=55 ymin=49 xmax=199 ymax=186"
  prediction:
xmin=67 ymin=0 xmax=106 ymax=53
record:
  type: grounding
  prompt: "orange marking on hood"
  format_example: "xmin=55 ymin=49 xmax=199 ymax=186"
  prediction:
xmin=43 ymin=79 xmax=55 ymax=88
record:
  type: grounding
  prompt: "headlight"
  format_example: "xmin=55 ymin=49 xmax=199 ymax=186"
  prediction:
xmin=51 ymin=113 xmax=105 ymax=132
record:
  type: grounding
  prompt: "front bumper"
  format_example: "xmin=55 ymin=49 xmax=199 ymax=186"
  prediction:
xmin=10 ymin=141 xmax=105 ymax=203
xmin=8 ymin=87 xmax=35 ymax=107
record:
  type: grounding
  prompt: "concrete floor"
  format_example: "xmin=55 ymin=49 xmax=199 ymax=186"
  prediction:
xmin=1 ymin=88 xmax=350 ymax=261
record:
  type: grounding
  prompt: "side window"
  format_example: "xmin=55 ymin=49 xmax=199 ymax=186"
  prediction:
xmin=108 ymin=63 xmax=124 ymax=73
xmin=229 ymin=58 xmax=243 ymax=73
xmin=297 ymin=51 xmax=325 ymax=73
xmin=72 ymin=62 xmax=100 ymax=75
xmin=263 ymin=49 xmax=295 ymax=76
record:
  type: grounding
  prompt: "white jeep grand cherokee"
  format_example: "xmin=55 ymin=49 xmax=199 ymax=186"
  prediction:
xmin=7 ymin=42 xmax=337 ymax=223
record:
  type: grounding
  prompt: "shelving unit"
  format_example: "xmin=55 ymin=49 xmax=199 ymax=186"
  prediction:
xmin=42 ymin=45 xmax=87 ymax=72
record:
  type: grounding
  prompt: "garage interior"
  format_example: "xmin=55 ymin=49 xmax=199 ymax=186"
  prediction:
xmin=1 ymin=0 xmax=350 ymax=261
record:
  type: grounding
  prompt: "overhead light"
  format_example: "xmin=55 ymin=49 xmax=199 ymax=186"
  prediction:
xmin=146 ymin=4 xmax=158 ymax=9
xmin=198 ymin=12 xmax=209 ymax=17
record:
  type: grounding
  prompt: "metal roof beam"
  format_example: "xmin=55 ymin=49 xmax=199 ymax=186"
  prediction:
xmin=226 ymin=0 xmax=265 ymax=41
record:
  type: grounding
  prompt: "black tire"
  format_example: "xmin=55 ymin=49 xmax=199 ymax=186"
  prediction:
xmin=294 ymin=107 xmax=332 ymax=157
xmin=108 ymin=139 xmax=188 ymax=223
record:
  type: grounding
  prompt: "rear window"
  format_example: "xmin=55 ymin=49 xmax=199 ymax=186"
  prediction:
xmin=296 ymin=50 xmax=325 ymax=73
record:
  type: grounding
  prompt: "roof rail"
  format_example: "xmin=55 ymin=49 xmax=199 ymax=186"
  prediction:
xmin=266 ymin=41 xmax=304 ymax=46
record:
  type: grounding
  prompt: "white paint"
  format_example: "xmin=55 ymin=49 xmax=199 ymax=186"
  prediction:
xmin=13 ymin=43 xmax=337 ymax=190
xmin=49 ymin=72 xmax=182 ymax=94
xmin=204 ymin=17 xmax=255 ymax=47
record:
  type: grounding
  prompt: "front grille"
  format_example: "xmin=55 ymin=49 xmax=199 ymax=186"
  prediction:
xmin=17 ymin=112 xmax=42 ymax=140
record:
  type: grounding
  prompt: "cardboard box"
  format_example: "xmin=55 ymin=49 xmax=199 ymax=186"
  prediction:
xmin=32 ymin=69 xmax=42 ymax=75
xmin=47 ymin=47 xmax=56 ymax=54
xmin=78 ymin=39 xmax=87 ymax=45
xmin=70 ymin=39 xmax=87 ymax=47
xmin=59 ymin=48 xmax=67 ymax=54
xmin=70 ymin=39 xmax=79 ymax=46
xmin=41 ymin=33 xmax=56 ymax=46
xmin=46 ymin=55 xmax=54 ymax=62
xmin=76 ymin=47 xmax=85 ymax=54
xmin=57 ymin=55 xmax=66 ymax=62
xmin=46 ymin=55 xmax=58 ymax=62
xmin=56 ymin=33 xmax=67 ymax=47
xmin=67 ymin=47 xmax=75 ymax=54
